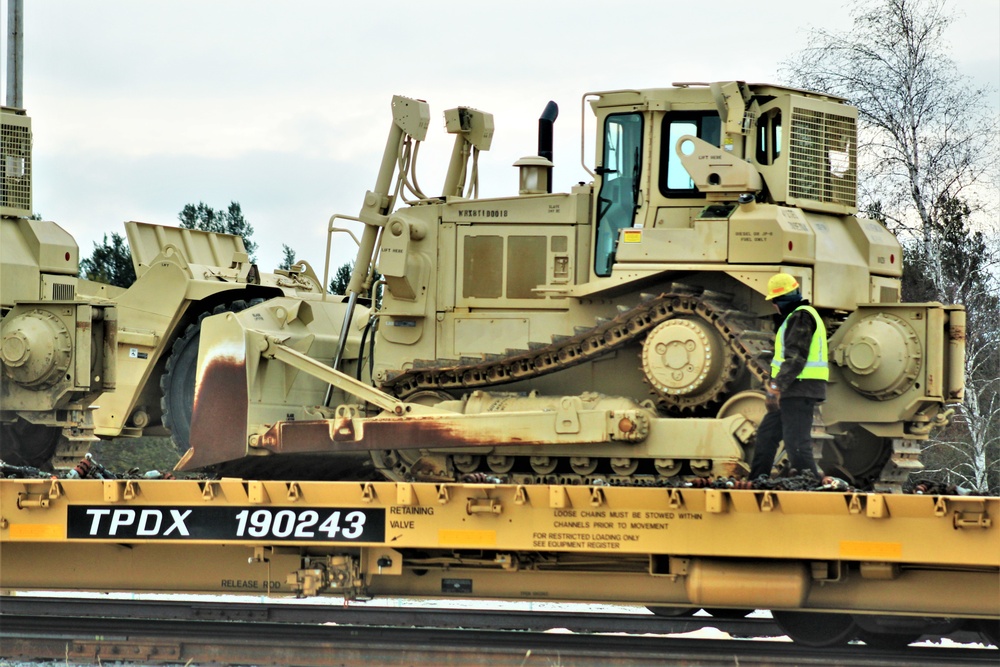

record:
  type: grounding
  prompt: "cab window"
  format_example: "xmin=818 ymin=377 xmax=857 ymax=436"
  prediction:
xmin=659 ymin=113 xmax=721 ymax=197
xmin=756 ymin=109 xmax=782 ymax=165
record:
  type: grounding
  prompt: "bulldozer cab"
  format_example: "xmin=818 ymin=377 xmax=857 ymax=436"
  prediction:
xmin=592 ymin=97 xmax=732 ymax=277
xmin=587 ymin=83 xmax=858 ymax=286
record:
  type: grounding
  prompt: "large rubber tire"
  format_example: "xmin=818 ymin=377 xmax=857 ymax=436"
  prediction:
xmin=160 ymin=300 xmax=260 ymax=451
xmin=0 ymin=418 xmax=62 ymax=469
xmin=772 ymin=610 xmax=858 ymax=647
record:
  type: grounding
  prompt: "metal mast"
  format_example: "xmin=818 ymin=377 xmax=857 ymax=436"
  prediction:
xmin=5 ymin=0 xmax=24 ymax=107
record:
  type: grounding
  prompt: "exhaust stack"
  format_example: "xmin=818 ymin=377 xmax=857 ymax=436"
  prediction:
xmin=537 ymin=101 xmax=558 ymax=193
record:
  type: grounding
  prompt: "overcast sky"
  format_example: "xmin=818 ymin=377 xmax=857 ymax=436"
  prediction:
xmin=3 ymin=0 xmax=998 ymax=273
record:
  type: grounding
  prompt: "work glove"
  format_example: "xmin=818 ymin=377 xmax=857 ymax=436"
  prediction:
xmin=765 ymin=381 xmax=781 ymax=412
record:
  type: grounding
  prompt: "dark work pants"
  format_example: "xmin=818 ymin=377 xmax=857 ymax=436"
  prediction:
xmin=749 ymin=396 xmax=821 ymax=479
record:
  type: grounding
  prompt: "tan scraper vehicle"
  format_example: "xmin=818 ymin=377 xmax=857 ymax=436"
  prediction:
xmin=1 ymin=105 xmax=324 ymax=468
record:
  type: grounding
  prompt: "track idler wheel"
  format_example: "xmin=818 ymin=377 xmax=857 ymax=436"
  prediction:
xmin=452 ymin=454 xmax=481 ymax=474
xmin=610 ymin=457 xmax=639 ymax=476
xmin=487 ymin=454 xmax=515 ymax=474
xmin=716 ymin=390 xmax=767 ymax=462
xmin=570 ymin=457 xmax=599 ymax=476
xmin=370 ymin=449 xmax=453 ymax=482
xmin=654 ymin=458 xmax=682 ymax=476
xmin=530 ymin=456 xmax=558 ymax=475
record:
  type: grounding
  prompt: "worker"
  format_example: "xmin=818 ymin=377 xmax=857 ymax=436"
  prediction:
xmin=748 ymin=273 xmax=828 ymax=480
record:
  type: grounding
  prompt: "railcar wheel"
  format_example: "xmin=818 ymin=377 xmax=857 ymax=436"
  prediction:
xmin=0 ymin=418 xmax=62 ymax=468
xmin=707 ymin=608 xmax=753 ymax=619
xmin=772 ymin=610 xmax=858 ymax=647
xmin=161 ymin=299 xmax=261 ymax=451
xmin=978 ymin=618 xmax=999 ymax=646
xmin=855 ymin=628 xmax=920 ymax=648
xmin=646 ymin=606 xmax=697 ymax=617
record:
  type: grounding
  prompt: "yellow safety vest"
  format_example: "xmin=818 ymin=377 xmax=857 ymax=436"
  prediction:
xmin=771 ymin=305 xmax=829 ymax=381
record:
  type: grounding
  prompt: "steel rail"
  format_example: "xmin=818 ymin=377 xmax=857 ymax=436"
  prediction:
xmin=1 ymin=596 xmax=777 ymax=635
xmin=1 ymin=598 xmax=996 ymax=667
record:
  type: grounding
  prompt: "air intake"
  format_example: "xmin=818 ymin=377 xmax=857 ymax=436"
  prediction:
xmin=1 ymin=108 xmax=32 ymax=217
xmin=787 ymin=107 xmax=856 ymax=212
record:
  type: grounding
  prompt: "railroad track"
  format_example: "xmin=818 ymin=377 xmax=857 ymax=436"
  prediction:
xmin=1 ymin=598 xmax=995 ymax=666
xmin=0 ymin=596 xmax=782 ymax=635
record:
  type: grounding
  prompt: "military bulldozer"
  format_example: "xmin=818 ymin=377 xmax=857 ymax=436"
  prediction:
xmin=4 ymin=81 xmax=963 ymax=490
xmin=177 ymin=82 xmax=964 ymax=491
xmin=1 ymin=105 xmax=325 ymax=468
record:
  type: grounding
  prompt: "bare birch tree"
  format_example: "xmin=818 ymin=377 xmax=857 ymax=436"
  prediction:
xmin=782 ymin=0 xmax=1000 ymax=492
xmin=782 ymin=0 xmax=996 ymax=275
xmin=905 ymin=201 xmax=1000 ymax=492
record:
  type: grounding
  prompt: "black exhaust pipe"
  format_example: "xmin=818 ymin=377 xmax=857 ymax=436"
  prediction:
xmin=538 ymin=101 xmax=558 ymax=193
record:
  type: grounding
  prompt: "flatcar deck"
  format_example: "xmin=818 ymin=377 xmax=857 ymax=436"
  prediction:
xmin=1 ymin=478 xmax=997 ymax=621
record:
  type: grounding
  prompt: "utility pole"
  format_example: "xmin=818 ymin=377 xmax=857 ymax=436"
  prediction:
xmin=5 ymin=0 xmax=24 ymax=108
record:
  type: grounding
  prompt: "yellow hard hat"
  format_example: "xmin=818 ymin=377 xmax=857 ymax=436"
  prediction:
xmin=765 ymin=273 xmax=800 ymax=300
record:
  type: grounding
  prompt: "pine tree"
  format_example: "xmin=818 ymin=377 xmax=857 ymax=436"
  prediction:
xmin=279 ymin=244 xmax=297 ymax=271
xmin=329 ymin=262 xmax=354 ymax=295
xmin=79 ymin=232 xmax=136 ymax=288
xmin=329 ymin=261 xmax=383 ymax=308
xmin=178 ymin=201 xmax=258 ymax=262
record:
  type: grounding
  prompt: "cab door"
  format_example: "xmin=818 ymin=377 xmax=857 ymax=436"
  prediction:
xmin=593 ymin=113 xmax=643 ymax=277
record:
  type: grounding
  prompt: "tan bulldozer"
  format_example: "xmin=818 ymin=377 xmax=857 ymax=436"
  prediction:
xmin=173 ymin=83 xmax=964 ymax=491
